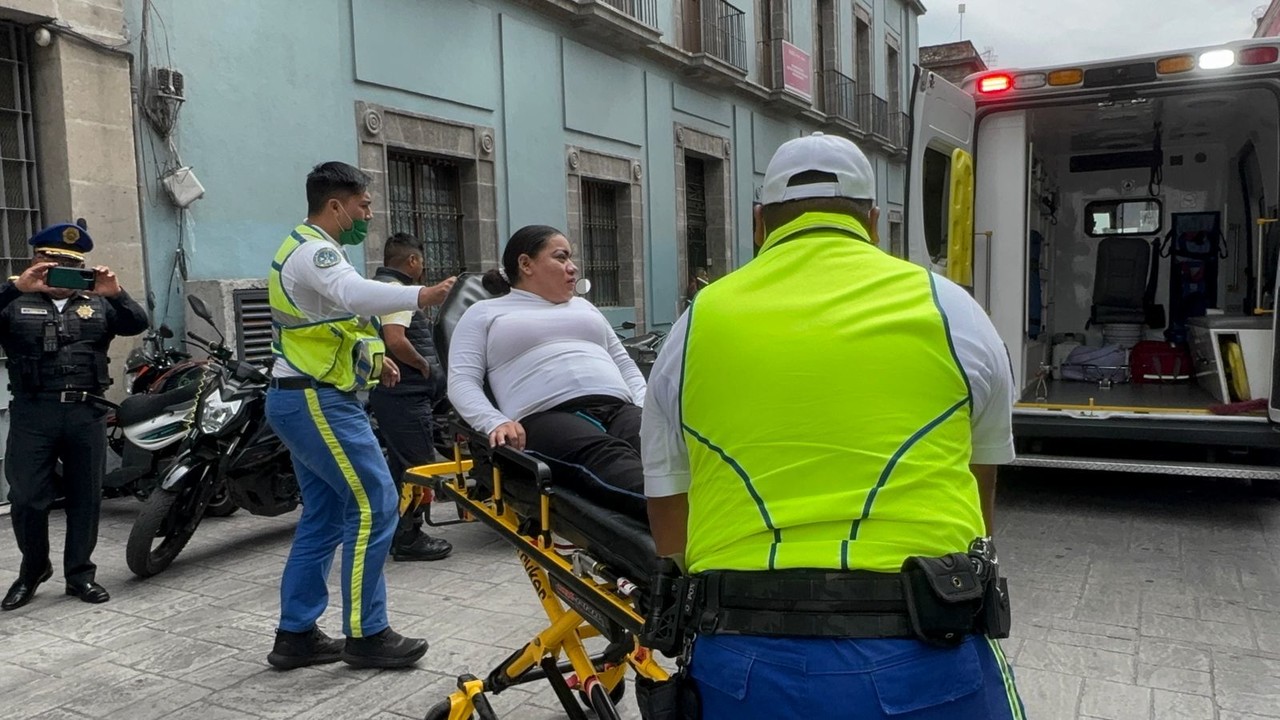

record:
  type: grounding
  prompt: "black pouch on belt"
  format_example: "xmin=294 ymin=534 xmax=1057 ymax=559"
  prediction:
xmin=635 ymin=670 xmax=701 ymax=720
xmin=900 ymin=553 xmax=985 ymax=646
xmin=981 ymin=576 xmax=1012 ymax=639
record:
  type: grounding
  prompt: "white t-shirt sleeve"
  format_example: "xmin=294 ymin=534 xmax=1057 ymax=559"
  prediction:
xmin=446 ymin=303 xmax=511 ymax=435
xmin=288 ymin=243 xmax=419 ymax=318
xmin=932 ymin=274 xmax=1016 ymax=465
xmin=596 ymin=306 xmax=647 ymax=407
xmin=641 ymin=311 xmax=691 ymax=497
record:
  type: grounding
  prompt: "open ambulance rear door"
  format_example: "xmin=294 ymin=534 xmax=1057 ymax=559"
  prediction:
xmin=906 ymin=68 xmax=977 ymax=295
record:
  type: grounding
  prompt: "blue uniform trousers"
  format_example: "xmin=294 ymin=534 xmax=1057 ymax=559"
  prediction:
xmin=266 ymin=387 xmax=398 ymax=638
xmin=691 ymin=634 xmax=1026 ymax=720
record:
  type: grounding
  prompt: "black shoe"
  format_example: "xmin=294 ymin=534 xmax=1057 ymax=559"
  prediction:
xmin=391 ymin=534 xmax=453 ymax=562
xmin=267 ymin=627 xmax=344 ymax=670
xmin=341 ymin=627 xmax=428 ymax=669
xmin=1 ymin=566 xmax=53 ymax=611
xmin=64 ymin=580 xmax=110 ymax=604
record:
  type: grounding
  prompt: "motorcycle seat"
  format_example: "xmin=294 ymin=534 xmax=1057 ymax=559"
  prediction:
xmin=116 ymin=381 xmax=202 ymax=427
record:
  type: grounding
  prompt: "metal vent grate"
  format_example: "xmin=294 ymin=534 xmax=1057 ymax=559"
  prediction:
xmin=233 ymin=288 xmax=273 ymax=366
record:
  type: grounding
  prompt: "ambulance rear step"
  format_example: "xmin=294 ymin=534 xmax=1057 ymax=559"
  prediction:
xmin=1011 ymin=454 xmax=1280 ymax=480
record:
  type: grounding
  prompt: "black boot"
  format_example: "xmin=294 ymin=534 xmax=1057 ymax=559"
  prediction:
xmin=341 ymin=627 xmax=428 ymax=669
xmin=267 ymin=627 xmax=344 ymax=670
xmin=391 ymin=532 xmax=453 ymax=562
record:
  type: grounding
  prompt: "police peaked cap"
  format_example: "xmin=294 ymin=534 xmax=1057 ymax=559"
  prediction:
xmin=29 ymin=222 xmax=93 ymax=261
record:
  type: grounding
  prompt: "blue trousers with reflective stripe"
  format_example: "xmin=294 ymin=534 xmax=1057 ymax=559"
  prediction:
xmin=690 ymin=634 xmax=1026 ymax=720
xmin=266 ymin=387 xmax=399 ymax=638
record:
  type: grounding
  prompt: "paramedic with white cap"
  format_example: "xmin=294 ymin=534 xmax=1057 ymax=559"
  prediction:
xmin=641 ymin=132 xmax=1024 ymax=718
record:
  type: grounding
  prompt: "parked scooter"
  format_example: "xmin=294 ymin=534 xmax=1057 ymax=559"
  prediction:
xmin=103 ymin=323 xmax=211 ymax=501
xmin=125 ymin=294 xmax=296 ymax=578
xmin=615 ymin=321 xmax=666 ymax=379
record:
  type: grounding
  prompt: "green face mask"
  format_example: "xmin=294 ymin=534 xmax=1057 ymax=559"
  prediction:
xmin=336 ymin=205 xmax=369 ymax=246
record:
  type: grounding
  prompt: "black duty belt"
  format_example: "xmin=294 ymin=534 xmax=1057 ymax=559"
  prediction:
xmin=269 ymin=377 xmax=338 ymax=391
xmin=696 ymin=569 xmax=915 ymax=639
xmin=15 ymin=390 xmax=113 ymax=408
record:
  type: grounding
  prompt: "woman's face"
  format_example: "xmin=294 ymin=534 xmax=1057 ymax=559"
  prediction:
xmin=517 ymin=234 xmax=577 ymax=304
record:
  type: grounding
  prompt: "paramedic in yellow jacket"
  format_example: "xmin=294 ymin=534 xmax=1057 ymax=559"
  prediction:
xmin=641 ymin=133 xmax=1025 ymax=719
xmin=264 ymin=161 xmax=453 ymax=671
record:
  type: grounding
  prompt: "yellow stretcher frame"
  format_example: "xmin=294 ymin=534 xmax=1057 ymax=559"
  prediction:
xmin=406 ymin=439 xmax=669 ymax=720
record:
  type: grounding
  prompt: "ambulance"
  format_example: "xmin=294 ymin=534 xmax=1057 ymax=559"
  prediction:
xmin=907 ymin=39 xmax=1280 ymax=485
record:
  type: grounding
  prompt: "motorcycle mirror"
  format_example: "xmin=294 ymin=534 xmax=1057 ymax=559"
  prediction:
xmin=187 ymin=294 xmax=214 ymax=323
xmin=159 ymin=325 xmax=174 ymax=339
xmin=621 ymin=321 xmax=636 ymax=330
xmin=574 ymin=278 xmax=592 ymax=296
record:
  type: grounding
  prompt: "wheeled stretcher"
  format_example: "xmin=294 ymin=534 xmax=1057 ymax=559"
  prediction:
xmin=407 ymin=430 xmax=669 ymax=719
xmin=405 ymin=275 xmax=670 ymax=720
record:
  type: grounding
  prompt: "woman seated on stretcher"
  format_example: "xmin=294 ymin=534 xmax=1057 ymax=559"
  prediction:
xmin=446 ymin=224 xmax=648 ymax=501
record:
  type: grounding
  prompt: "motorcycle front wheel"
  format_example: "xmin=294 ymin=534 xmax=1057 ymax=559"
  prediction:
xmin=203 ymin=480 xmax=239 ymax=518
xmin=126 ymin=466 xmax=211 ymax=578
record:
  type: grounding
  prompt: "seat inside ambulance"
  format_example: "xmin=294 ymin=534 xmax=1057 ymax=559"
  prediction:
xmin=1090 ymin=236 xmax=1151 ymax=326
xmin=987 ymin=85 xmax=1280 ymax=413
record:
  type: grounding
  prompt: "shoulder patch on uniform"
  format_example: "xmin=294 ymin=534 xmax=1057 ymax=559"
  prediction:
xmin=314 ymin=247 xmax=341 ymax=269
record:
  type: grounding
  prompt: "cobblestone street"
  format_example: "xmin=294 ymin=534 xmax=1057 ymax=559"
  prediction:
xmin=3 ymin=470 xmax=1280 ymax=719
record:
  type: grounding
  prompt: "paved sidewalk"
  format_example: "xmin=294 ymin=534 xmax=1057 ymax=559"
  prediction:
xmin=1 ymin=470 xmax=1279 ymax=719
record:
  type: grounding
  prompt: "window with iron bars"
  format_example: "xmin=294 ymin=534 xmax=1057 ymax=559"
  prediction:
xmin=0 ymin=23 xmax=40 ymax=284
xmin=581 ymin=180 xmax=621 ymax=307
xmin=387 ymin=152 xmax=464 ymax=284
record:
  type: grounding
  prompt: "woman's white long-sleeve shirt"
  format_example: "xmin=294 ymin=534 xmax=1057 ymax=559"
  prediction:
xmin=447 ymin=289 xmax=647 ymax=435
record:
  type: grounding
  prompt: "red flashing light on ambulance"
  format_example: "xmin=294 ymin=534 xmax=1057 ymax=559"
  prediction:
xmin=977 ymin=74 xmax=1012 ymax=94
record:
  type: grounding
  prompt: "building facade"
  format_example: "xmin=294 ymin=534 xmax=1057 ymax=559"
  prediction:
xmin=125 ymin=0 xmax=922 ymax=350
xmin=0 ymin=0 xmax=141 ymax=497
xmin=919 ymin=39 xmax=986 ymax=85
xmin=1257 ymin=0 xmax=1280 ymax=38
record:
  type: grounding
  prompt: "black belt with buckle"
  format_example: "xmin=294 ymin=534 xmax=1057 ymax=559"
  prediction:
xmin=695 ymin=569 xmax=917 ymax=639
xmin=269 ymin=376 xmax=338 ymax=391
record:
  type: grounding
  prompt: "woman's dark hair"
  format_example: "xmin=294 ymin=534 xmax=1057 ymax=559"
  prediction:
xmin=482 ymin=224 xmax=564 ymax=295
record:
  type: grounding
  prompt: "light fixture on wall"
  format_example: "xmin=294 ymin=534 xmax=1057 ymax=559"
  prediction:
xmin=33 ymin=27 xmax=52 ymax=47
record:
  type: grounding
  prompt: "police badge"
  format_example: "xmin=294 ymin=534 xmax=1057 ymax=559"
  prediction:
xmin=76 ymin=303 xmax=94 ymax=319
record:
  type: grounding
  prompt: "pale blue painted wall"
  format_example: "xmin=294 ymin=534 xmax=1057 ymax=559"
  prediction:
xmin=128 ymin=0 xmax=917 ymax=331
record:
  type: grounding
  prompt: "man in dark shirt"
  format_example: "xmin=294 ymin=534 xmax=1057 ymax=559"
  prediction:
xmin=368 ymin=233 xmax=455 ymax=561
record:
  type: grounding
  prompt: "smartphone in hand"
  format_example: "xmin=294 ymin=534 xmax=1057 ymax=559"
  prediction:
xmin=46 ymin=266 xmax=96 ymax=291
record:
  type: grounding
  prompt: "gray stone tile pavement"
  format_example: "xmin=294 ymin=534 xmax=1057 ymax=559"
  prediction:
xmin=1 ymin=470 xmax=1280 ymax=719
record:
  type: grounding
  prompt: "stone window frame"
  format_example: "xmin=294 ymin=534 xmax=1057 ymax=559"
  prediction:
xmin=674 ymin=124 xmax=733 ymax=306
xmin=885 ymin=30 xmax=903 ymax=114
xmin=853 ymin=3 xmax=874 ymax=92
xmin=565 ymin=145 xmax=645 ymax=322
xmin=355 ymin=101 xmax=499 ymax=278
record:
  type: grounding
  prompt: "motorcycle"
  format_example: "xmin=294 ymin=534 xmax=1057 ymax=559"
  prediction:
xmin=125 ymin=294 xmax=296 ymax=578
xmin=615 ymin=320 xmax=667 ymax=379
xmin=103 ymin=323 xmax=214 ymax=501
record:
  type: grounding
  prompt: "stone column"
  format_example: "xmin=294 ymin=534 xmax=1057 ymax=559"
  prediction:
xmin=30 ymin=0 xmax=145 ymax=398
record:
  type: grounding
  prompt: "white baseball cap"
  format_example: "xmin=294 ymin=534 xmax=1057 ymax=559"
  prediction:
xmin=760 ymin=132 xmax=876 ymax=205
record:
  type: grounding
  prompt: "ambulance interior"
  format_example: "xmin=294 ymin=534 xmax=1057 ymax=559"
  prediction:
xmin=977 ymin=87 xmax=1280 ymax=414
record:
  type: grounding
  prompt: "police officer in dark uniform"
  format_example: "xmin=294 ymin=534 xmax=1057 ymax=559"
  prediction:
xmin=367 ymin=233 xmax=455 ymax=561
xmin=0 ymin=223 xmax=148 ymax=611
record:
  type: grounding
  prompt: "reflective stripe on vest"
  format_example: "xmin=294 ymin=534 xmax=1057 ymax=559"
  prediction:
xmin=267 ymin=224 xmax=384 ymax=391
xmin=680 ymin=211 xmax=981 ymax=574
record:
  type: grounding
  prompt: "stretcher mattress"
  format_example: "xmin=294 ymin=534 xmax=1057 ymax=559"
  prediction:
xmin=474 ymin=448 xmax=657 ymax=589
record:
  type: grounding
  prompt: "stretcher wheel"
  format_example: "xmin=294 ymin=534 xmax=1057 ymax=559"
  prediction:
xmin=423 ymin=700 xmax=457 ymax=720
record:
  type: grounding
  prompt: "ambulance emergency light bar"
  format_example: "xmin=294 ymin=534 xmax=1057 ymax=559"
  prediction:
xmin=970 ymin=43 xmax=1280 ymax=96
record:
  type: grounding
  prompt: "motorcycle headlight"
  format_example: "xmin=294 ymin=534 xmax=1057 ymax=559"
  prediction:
xmin=199 ymin=391 xmax=243 ymax=434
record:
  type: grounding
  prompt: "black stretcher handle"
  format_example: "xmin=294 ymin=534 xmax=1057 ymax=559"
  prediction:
xmin=450 ymin=419 xmax=553 ymax=487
